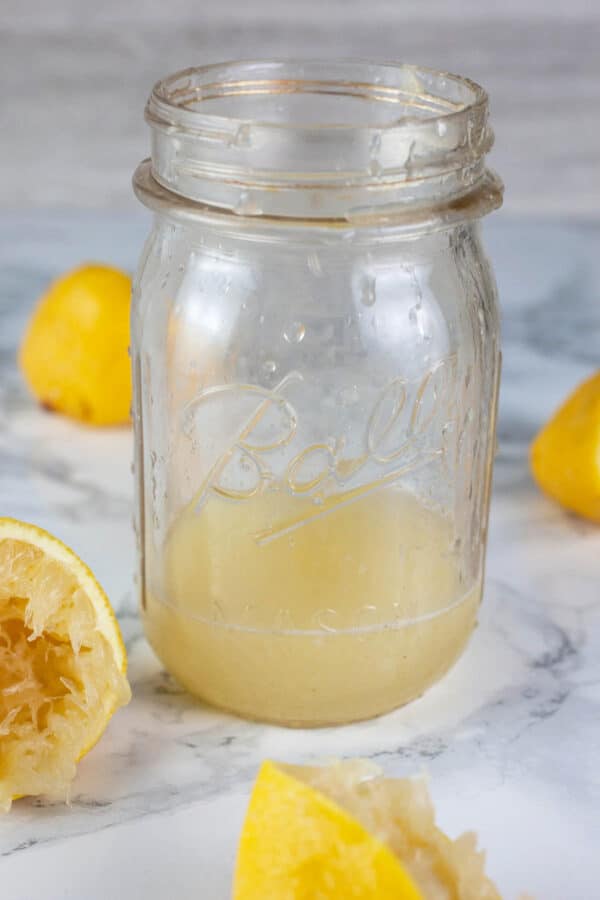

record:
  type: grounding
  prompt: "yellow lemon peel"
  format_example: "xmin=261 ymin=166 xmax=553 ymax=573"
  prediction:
xmin=531 ymin=371 xmax=600 ymax=522
xmin=0 ymin=518 xmax=130 ymax=811
xmin=19 ymin=264 xmax=132 ymax=426
xmin=234 ymin=760 xmax=501 ymax=899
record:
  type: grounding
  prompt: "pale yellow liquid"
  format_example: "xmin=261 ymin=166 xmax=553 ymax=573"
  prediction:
xmin=143 ymin=488 xmax=480 ymax=726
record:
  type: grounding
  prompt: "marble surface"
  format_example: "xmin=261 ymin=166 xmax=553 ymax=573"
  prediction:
xmin=1 ymin=211 xmax=600 ymax=898
xmin=4 ymin=0 xmax=600 ymax=217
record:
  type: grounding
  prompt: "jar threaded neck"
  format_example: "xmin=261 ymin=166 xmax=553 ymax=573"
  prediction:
xmin=141 ymin=59 xmax=502 ymax=224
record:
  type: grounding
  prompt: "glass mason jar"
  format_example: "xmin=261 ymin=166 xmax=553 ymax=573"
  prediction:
xmin=132 ymin=60 xmax=502 ymax=727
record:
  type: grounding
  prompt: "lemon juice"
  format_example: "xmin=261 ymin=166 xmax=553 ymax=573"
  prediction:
xmin=143 ymin=487 xmax=480 ymax=725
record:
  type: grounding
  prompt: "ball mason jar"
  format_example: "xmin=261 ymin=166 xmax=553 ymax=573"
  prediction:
xmin=132 ymin=60 xmax=503 ymax=726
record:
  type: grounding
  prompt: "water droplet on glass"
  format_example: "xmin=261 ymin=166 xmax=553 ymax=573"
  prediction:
xmin=466 ymin=118 xmax=475 ymax=149
xmin=360 ymin=275 xmax=376 ymax=307
xmin=368 ymin=132 xmax=383 ymax=177
xmin=259 ymin=313 xmax=265 ymax=326
xmin=313 ymin=608 xmax=339 ymax=632
xmin=283 ymin=321 xmax=306 ymax=344
xmin=369 ymin=131 xmax=382 ymax=156
xmin=233 ymin=123 xmax=252 ymax=147
xmin=368 ymin=158 xmax=383 ymax=177
xmin=357 ymin=604 xmax=378 ymax=630
xmin=262 ymin=359 xmax=277 ymax=375
xmin=234 ymin=190 xmax=249 ymax=212
xmin=234 ymin=191 xmax=262 ymax=216
xmin=307 ymin=252 xmax=323 ymax=277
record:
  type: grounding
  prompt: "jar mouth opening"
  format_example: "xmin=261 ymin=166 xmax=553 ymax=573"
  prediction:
xmin=148 ymin=59 xmax=487 ymax=133
xmin=144 ymin=59 xmax=499 ymax=221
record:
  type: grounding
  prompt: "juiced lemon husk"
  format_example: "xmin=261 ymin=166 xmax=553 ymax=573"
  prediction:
xmin=234 ymin=759 xmax=501 ymax=900
xmin=0 ymin=519 xmax=130 ymax=811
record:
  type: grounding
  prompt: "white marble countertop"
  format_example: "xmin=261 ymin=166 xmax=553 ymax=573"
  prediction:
xmin=1 ymin=211 xmax=599 ymax=899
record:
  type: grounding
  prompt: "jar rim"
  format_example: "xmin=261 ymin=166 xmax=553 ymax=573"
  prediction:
xmin=147 ymin=58 xmax=488 ymax=134
xmin=143 ymin=59 xmax=501 ymax=222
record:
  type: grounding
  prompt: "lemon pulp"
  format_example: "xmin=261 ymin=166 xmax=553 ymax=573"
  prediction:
xmin=234 ymin=760 xmax=502 ymax=899
xmin=143 ymin=488 xmax=480 ymax=725
xmin=0 ymin=525 xmax=130 ymax=811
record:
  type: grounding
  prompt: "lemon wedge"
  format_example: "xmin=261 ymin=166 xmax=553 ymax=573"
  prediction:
xmin=531 ymin=371 xmax=600 ymax=522
xmin=0 ymin=518 xmax=130 ymax=811
xmin=234 ymin=760 xmax=501 ymax=899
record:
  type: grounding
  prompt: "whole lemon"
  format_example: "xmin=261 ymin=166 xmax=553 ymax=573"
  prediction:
xmin=19 ymin=264 xmax=132 ymax=426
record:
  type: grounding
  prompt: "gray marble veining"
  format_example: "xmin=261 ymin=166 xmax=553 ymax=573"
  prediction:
xmin=0 ymin=213 xmax=599 ymax=898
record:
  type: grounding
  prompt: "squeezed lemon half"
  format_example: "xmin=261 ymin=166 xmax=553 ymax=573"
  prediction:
xmin=0 ymin=518 xmax=130 ymax=811
xmin=234 ymin=760 xmax=501 ymax=899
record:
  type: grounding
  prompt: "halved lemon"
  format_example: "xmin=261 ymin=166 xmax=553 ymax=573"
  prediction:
xmin=234 ymin=760 xmax=501 ymax=899
xmin=19 ymin=264 xmax=132 ymax=426
xmin=531 ymin=370 xmax=600 ymax=522
xmin=0 ymin=518 xmax=131 ymax=811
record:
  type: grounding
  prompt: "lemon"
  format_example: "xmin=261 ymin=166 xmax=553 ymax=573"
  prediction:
xmin=234 ymin=760 xmax=501 ymax=900
xmin=531 ymin=371 xmax=600 ymax=522
xmin=0 ymin=518 xmax=131 ymax=811
xmin=19 ymin=264 xmax=132 ymax=426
